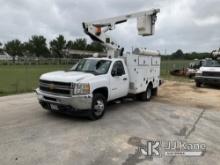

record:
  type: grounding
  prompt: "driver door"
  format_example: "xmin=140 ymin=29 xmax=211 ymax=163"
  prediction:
xmin=109 ymin=61 xmax=129 ymax=100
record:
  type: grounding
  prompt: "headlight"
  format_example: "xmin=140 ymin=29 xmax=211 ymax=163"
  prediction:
xmin=195 ymin=72 xmax=202 ymax=76
xmin=72 ymin=83 xmax=90 ymax=95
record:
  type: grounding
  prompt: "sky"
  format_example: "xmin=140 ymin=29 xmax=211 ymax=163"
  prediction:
xmin=0 ymin=0 xmax=220 ymax=54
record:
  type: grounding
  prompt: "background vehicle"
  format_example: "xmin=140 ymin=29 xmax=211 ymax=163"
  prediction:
xmin=212 ymin=48 xmax=220 ymax=60
xmin=195 ymin=60 xmax=220 ymax=87
xmin=170 ymin=58 xmax=219 ymax=78
xmin=36 ymin=9 xmax=161 ymax=120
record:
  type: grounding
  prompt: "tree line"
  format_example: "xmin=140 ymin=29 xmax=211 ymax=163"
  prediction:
xmin=0 ymin=37 xmax=213 ymax=62
xmin=0 ymin=35 xmax=105 ymax=62
xmin=162 ymin=49 xmax=211 ymax=60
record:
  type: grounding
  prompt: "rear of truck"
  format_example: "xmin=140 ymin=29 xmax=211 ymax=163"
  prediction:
xmin=125 ymin=49 xmax=161 ymax=98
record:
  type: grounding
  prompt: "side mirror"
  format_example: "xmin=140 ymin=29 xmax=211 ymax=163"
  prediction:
xmin=111 ymin=70 xmax=117 ymax=77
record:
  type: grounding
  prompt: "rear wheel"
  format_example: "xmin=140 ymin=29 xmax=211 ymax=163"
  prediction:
xmin=138 ymin=84 xmax=153 ymax=101
xmin=146 ymin=85 xmax=152 ymax=101
xmin=89 ymin=93 xmax=106 ymax=120
xmin=152 ymin=87 xmax=158 ymax=96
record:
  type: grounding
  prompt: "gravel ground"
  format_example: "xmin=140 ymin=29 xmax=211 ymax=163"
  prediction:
xmin=0 ymin=82 xmax=219 ymax=165
xmin=156 ymin=81 xmax=220 ymax=110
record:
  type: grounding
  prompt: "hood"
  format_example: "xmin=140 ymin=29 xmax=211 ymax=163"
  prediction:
xmin=200 ymin=67 xmax=220 ymax=72
xmin=40 ymin=71 xmax=95 ymax=83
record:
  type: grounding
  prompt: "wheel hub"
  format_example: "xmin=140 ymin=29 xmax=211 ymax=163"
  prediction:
xmin=147 ymin=88 xmax=152 ymax=99
xmin=94 ymin=99 xmax=104 ymax=116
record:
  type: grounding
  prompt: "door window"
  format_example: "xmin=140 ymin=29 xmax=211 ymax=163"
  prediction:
xmin=111 ymin=61 xmax=125 ymax=76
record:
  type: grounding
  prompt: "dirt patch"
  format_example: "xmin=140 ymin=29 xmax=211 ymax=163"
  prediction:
xmin=155 ymin=81 xmax=220 ymax=110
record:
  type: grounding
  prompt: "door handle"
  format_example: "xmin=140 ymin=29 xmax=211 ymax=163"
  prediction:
xmin=123 ymin=78 xmax=127 ymax=81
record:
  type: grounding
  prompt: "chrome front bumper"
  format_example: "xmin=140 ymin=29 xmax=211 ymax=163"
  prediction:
xmin=195 ymin=76 xmax=220 ymax=85
xmin=35 ymin=88 xmax=93 ymax=110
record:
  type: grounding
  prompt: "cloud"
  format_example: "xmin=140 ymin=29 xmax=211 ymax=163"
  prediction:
xmin=194 ymin=16 xmax=220 ymax=26
xmin=0 ymin=0 xmax=220 ymax=53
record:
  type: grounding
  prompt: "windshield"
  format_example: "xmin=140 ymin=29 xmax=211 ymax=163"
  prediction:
xmin=203 ymin=60 xmax=220 ymax=67
xmin=70 ymin=59 xmax=112 ymax=75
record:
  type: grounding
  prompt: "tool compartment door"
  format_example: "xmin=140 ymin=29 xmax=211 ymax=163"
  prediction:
xmin=151 ymin=57 xmax=160 ymax=66
xmin=138 ymin=56 xmax=151 ymax=66
xmin=127 ymin=55 xmax=151 ymax=94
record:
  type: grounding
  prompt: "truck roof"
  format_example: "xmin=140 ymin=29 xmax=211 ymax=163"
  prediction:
xmin=86 ymin=57 xmax=123 ymax=62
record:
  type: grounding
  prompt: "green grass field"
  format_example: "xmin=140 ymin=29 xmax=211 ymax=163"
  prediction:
xmin=0 ymin=65 xmax=71 ymax=96
xmin=0 ymin=60 xmax=192 ymax=96
xmin=161 ymin=60 xmax=191 ymax=81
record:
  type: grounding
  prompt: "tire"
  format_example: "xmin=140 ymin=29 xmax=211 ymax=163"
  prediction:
xmin=146 ymin=85 xmax=153 ymax=101
xmin=152 ymin=87 xmax=158 ymax=96
xmin=89 ymin=93 xmax=106 ymax=120
xmin=138 ymin=84 xmax=153 ymax=101
xmin=196 ymin=81 xmax=202 ymax=87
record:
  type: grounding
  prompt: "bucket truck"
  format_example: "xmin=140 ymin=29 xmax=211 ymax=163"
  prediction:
xmin=36 ymin=9 xmax=161 ymax=120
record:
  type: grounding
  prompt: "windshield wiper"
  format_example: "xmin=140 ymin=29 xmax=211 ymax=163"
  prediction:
xmin=67 ymin=69 xmax=99 ymax=75
xmin=83 ymin=70 xmax=98 ymax=75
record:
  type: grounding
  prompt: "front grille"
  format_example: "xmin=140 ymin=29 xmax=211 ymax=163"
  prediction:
xmin=203 ymin=72 xmax=220 ymax=77
xmin=40 ymin=80 xmax=71 ymax=87
xmin=39 ymin=80 xmax=71 ymax=96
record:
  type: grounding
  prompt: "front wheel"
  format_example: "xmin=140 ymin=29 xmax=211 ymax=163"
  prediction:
xmin=89 ymin=93 xmax=106 ymax=120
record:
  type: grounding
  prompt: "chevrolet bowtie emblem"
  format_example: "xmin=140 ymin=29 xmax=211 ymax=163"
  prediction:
xmin=49 ymin=84 xmax=55 ymax=90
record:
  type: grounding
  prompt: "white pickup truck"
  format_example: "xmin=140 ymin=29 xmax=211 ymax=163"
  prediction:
xmin=36 ymin=50 xmax=161 ymax=120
